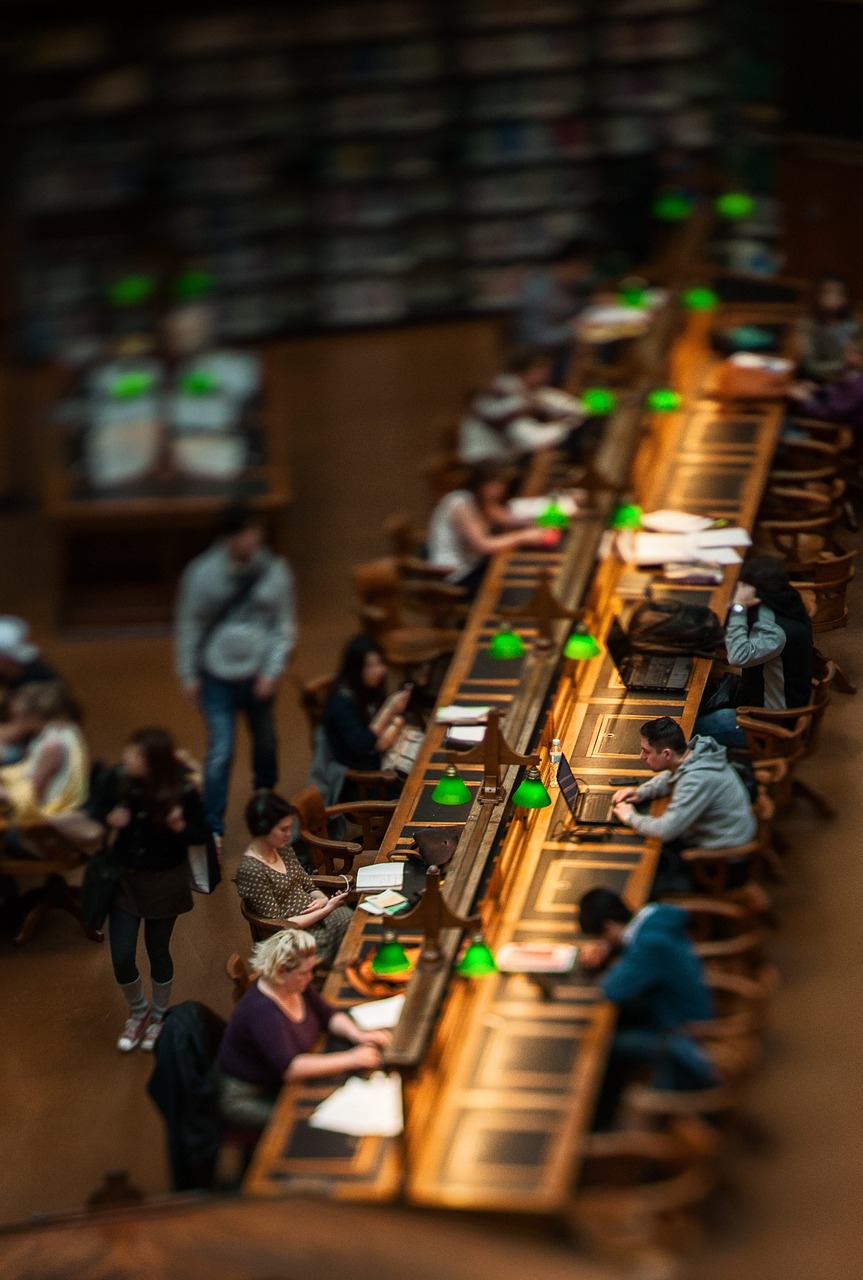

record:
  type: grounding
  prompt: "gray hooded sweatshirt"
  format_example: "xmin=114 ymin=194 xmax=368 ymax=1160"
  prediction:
xmin=627 ymin=734 xmax=756 ymax=849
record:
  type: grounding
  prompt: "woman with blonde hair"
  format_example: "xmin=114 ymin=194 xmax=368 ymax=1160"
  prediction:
xmin=217 ymin=928 xmax=390 ymax=1128
xmin=0 ymin=680 xmax=87 ymax=820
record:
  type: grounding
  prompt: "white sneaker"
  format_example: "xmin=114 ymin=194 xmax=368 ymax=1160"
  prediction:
xmin=118 ymin=1011 xmax=150 ymax=1052
xmin=140 ymin=1014 xmax=165 ymax=1053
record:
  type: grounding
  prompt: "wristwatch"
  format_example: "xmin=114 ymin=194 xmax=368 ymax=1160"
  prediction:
xmin=729 ymin=603 xmax=747 ymax=616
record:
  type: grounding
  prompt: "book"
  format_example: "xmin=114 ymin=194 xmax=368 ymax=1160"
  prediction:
xmin=355 ymin=862 xmax=405 ymax=892
xmin=358 ymin=889 xmax=411 ymax=916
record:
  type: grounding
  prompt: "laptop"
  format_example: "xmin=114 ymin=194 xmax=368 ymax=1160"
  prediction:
xmin=606 ymin=616 xmax=693 ymax=694
xmin=557 ymin=755 xmax=619 ymax=826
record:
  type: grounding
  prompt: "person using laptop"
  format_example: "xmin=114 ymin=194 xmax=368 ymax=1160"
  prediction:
xmin=612 ymin=717 xmax=756 ymax=892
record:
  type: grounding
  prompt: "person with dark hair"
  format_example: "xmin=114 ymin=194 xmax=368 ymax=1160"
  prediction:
xmin=695 ymin=556 xmax=814 ymax=747
xmin=794 ymin=276 xmax=861 ymax=381
xmin=0 ymin=681 xmax=88 ymax=820
xmin=512 ymin=240 xmax=597 ymax=386
xmin=789 ymin=334 xmax=863 ymax=433
xmin=456 ymin=347 xmax=585 ymax=464
xmin=611 ymin=717 xmax=756 ymax=888
xmin=235 ymin=790 xmax=352 ymax=968
xmin=426 ymin=461 xmax=551 ymax=599
xmin=578 ymin=888 xmax=716 ymax=1125
xmin=174 ymin=502 xmax=297 ymax=838
xmin=88 ymin=727 xmax=211 ymax=1053
xmin=321 ymin=635 xmax=409 ymax=795
xmin=0 ymin=616 xmax=60 ymax=765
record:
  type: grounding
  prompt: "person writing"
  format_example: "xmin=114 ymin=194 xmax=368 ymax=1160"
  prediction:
xmin=322 ymin=635 xmax=409 ymax=801
xmin=427 ymin=461 xmax=553 ymax=600
xmin=611 ymin=717 xmax=756 ymax=892
xmin=217 ymin=927 xmax=389 ymax=1129
xmin=789 ymin=335 xmax=863 ymax=433
xmin=236 ymin=791 xmax=352 ymax=967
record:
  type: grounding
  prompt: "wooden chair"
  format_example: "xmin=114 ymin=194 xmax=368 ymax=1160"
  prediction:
xmin=792 ymin=548 xmax=857 ymax=632
xmin=618 ymin=1035 xmax=763 ymax=1136
xmin=754 ymin=486 xmax=844 ymax=569
xmin=0 ymin=815 xmax=105 ymax=946
xmin=570 ymin=1119 xmax=719 ymax=1259
xmin=297 ymin=673 xmax=399 ymax=802
xmin=671 ymin=895 xmax=769 ymax=975
xmin=770 ymin=436 xmax=844 ymax=487
xmin=421 ymin=450 xmax=469 ymax=504
xmin=353 ymin=558 xmax=463 ymax=682
xmin=290 ymin=784 xmax=395 ymax=876
xmin=686 ymin=967 xmax=779 ymax=1043
xmin=226 ymin=951 xmax=253 ymax=1002
xmin=791 ymin=416 xmax=855 ymax=456
xmin=813 ymin=643 xmax=857 ymax=695
xmin=736 ymin=694 xmax=834 ymax=817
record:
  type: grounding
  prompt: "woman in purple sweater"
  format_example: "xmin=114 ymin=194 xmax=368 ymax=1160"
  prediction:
xmin=218 ymin=928 xmax=389 ymax=1128
xmin=790 ymin=335 xmax=863 ymax=432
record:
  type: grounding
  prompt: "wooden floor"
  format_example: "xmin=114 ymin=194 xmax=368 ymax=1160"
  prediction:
xmin=1 ymin=319 xmax=863 ymax=1277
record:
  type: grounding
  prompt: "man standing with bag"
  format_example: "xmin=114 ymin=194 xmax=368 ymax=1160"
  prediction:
xmin=175 ymin=503 xmax=297 ymax=840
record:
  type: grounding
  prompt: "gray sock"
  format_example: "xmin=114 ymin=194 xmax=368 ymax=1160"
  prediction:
xmin=119 ymin=978 xmax=148 ymax=1019
xmin=151 ymin=980 xmax=172 ymax=1017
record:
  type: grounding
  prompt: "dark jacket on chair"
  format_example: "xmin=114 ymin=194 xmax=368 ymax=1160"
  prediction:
xmin=147 ymin=1001 xmax=226 ymax=1191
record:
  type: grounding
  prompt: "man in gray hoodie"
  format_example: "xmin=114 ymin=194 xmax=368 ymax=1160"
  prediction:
xmin=175 ymin=504 xmax=296 ymax=837
xmin=612 ymin=716 xmax=756 ymax=888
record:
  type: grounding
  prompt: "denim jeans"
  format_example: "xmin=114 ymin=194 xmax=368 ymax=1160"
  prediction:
xmin=199 ymin=675 xmax=278 ymax=835
xmin=693 ymin=706 xmax=747 ymax=748
xmin=593 ymin=1026 xmax=719 ymax=1129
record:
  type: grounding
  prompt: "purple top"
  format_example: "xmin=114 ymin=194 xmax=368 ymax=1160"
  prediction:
xmin=799 ymin=373 xmax=863 ymax=431
xmin=218 ymin=980 xmax=335 ymax=1087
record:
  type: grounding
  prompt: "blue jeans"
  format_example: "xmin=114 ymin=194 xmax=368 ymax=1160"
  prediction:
xmin=693 ymin=706 xmax=747 ymax=748
xmin=199 ymin=675 xmax=278 ymax=835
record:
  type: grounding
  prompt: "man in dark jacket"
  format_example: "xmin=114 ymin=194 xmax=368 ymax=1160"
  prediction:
xmin=579 ymin=888 xmax=718 ymax=1126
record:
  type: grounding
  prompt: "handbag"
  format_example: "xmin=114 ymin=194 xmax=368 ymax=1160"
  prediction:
xmin=80 ymin=836 xmax=123 ymax=931
xmin=700 ymin=672 xmax=743 ymax=715
xmin=407 ymin=825 xmax=464 ymax=869
xmin=188 ymin=833 xmax=222 ymax=894
xmin=628 ymin=599 xmax=725 ymax=656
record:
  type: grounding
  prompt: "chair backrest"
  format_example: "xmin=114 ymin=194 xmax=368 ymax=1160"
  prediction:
xmin=735 ymin=704 xmax=813 ymax=764
xmin=291 ymin=784 xmax=332 ymax=841
xmin=792 ymin=547 xmax=857 ymax=585
xmin=384 ymin=513 xmax=424 ymax=559
xmin=238 ymin=898 xmax=285 ymax=945
xmin=226 ymin=952 xmax=253 ymax=1002
xmin=299 ymin=675 xmax=335 ymax=746
xmin=796 ymin=570 xmax=855 ymax=633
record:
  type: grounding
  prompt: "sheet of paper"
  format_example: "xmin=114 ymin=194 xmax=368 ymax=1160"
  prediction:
xmin=355 ymin=862 xmax=405 ymax=892
xmin=349 ymin=994 xmax=406 ymax=1031
xmin=308 ymin=1072 xmax=404 ymax=1137
xmin=641 ymin=509 xmax=713 ymax=534
xmin=496 ymin=942 xmax=579 ymax=974
xmin=358 ymin=889 xmax=410 ymax=916
xmin=445 ymin=724 xmax=485 ymax=745
xmin=436 ymin=704 xmax=492 ymax=725
xmin=686 ymin=545 xmax=742 ymax=566
xmin=694 ymin=527 xmax=752 ymax=549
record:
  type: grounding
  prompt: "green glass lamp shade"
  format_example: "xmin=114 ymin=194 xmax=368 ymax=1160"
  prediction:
xmin=536 ymin=500 xmax=570 ymax=530
xmin=647 ymin=388 xmax=682 ymax=412
xmin=182 ymin=370 xmax=219 ymax=395
xmin=581 ymin=387 xmax=618 ymax=416
xmin=511 ymin=765 xmax=552 ymax=810
xmin=110 ymin=371 xmax=155 ymax=399
xmin=609 ymin=502 xmax=642 ymax=531
xmin=715 ymin=191 xmax=755 ymax=220
xmin=108 ymin=274 xmax=156 ymax=307
xmin=652 ymin=191 xmax=694 ymax=222
xmin=564 ymin=629 xmax=601 ymax=660
xmin=174 ymin=269 xmax=215 ymax=300
xmin=457 ymin=933 xmax=498 ymax=977
xmin=488 ymin=626 xmax=526 ymax=660
xmin=431 ymin=764 xmax=472 ymax=807
xmin=370 ymin=930 xmax=412 ymax=976
xmin=682 ymin=286 xmax=718 ymax=312
xmin=618 ymin=277 xmax=648 ymax=308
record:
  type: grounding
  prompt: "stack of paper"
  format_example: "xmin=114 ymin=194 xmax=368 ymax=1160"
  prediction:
xmin=308 ymin=1072 xmax=404 ymax=1137
xmin=615 ymin=527 xmax=751 ymax=567
xmin=445 ymin=724 xmax=486 ymax=745
xmin=355 ymin=863 xmax=405 ymax=892
xmin=436 ymin=704 xmax=492 ymax=724
xmin=349 ymin=994 xmax=406 ymax=1031
xmin=358 ymin=889 xmax=410 ymax=916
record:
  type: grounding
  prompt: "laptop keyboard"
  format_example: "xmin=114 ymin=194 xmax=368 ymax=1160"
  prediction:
xmin=581 ymin=792 xmax=613 ymax=822
xmin=632 ymin=655 xmax=690 ymax=687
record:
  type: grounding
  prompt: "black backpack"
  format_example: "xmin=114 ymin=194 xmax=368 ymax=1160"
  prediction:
xmin=628 ymin=599 xmax=725 ymax=656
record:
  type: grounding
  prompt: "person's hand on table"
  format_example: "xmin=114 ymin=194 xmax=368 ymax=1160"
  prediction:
xmin=521 ymin=527 xmax=559 ymax=548
xmin=323 ymin=890 xmax=351 ymax=913
xmin=181 ymin=682 xmax=200 ymax=708
xmin=105 ymin=806 xmax=131 ymax=830
xmin=253 ymin=675 xmax=278 ymax=701
xmin=347 ymin=1044 xmax=383 ymax=1071
xmin=613 ymin=801 xmax=635 ymax=824
xmin=612 ymin=786 xmax=639 ymax=805
xmin=788 ymin=381 xmax=816 ymax=402
xmin=356 ymin=1029 xmax=391 ymax=1050
xmin=580 ymin=940 xmax=612 ymax=971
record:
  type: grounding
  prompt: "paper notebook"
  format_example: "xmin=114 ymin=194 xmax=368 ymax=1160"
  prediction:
xmin=358 ymin=889 xmax=410 ymax=916
xmin=349 ymin=994 xmax=406 ymax=1031
xmin=355 ymin=863 xmax=405 ymax=892
xmin=308 ymin=1072 xmax=404 ymax=1137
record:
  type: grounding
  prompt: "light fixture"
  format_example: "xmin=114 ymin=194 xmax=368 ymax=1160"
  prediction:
xmin=715 ymin=191 xmax=755 ymax=220
xmin=511 ymin=765 xmax=552 ymax=810
xmin=456 ymin=933 xmax=498 ymax=977
xmin=182 ymin=370 xmax=219 ymax=395
xmin=370 ymin=930 xmax=412 ymax=976
xmin=110 ymin=372 xmax=155 ymax=400
xmin=581 ymin=387 xmax=618 ymax=417
xmin=652 ymin=191 xmax=694 ymax=222
xmin=618 ymin=277 xmax=648 ymax=308
xmin=647 ymin=388 xmax=682 ymax=412
xmin=431 ymin=764 xmax=472 ymax=807
xmin=609 ymin=502 xmax=642 ymax=531
xmin=174 ymin=269 xmax=215 ymax=300
xmin=564 ymin=628 xmax=601 ymax=660
xmin=536 ymin=499 xmax=570 ymax=530
xmin=682 ymin=286 xmax=718 ymax=312
xmin=108 ymin=274 xmax=156 ymax=307
xmin=488 ymin=626 xmax=526 ymax=660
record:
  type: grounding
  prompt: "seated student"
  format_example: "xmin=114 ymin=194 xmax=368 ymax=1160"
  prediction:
xmin=235 ymin=791 xmax=353 ymax=968
xmin=217 ymin=927 xmax=389 ymax=1128
xmin=612 ymin=717 xmax=756 ymax=892
xmin=695 ymin=556 xmax=814 ymax=747
xmin=427 ymin=461 xmax=551 ymax=599
xmin=789 ymin=335 xmax=863 ymax=432
xmin=794 ymin=275 xmax=861 ymax=382
xmin=456 ymin=347 xmax=584 ymax=465
xmin=0 ymin=681 xmax=88 ymax=821
xmin=512 ymin=240 xmax=596 ymax=387
xmin=319 ymin=635 xmax=410 ymax=803
xmin=0 ymin=618 xmax=60 ymax=764
xmin=578 ymin=888 xmax=718 ymax=1127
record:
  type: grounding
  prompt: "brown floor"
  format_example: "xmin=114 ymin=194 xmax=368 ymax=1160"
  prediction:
xmin=1 ymin=320 xmax=863 ymax=1278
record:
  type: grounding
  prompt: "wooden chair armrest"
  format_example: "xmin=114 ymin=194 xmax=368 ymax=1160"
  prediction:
xmin=681 ymin=841 xmax=760 ymax=863
xmin=735 ymin=713 xmax=798 ymax=738
xmin=298 ymin=828 xmax=363 ymax=857
xmin=325 ymin=800 xmax=399 ymax=820
xmin=694 ymin=930 xmax=766 ymax=961
xmin=344 ymin=768 xmax=398 ymax=784
xmin=736 ymin=703 xmax=811 ymax=721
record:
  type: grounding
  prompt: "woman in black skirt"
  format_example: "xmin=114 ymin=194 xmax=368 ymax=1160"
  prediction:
xmin=90 ymin=727 xmax=211 ymax=1053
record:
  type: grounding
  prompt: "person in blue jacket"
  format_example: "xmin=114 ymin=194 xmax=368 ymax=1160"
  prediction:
xmin=578 ymin=887 xmax=718 ymax=1127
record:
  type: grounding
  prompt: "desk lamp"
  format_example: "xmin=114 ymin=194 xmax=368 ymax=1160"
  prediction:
xmin=564 ymin=626 xmax=601 ymax=660
xmin=499 ymin=569 xmax=583 ymax=651
xmin=581 ymin=387 xmax=618 ymax=417
xmin=457 ymin=933 xmax=498 ymax=977
xmin=370 ymin=930 xmax=413 ymax=976
xmin=511 ymin=766 xmax=552 ymax=809
xmin=652 ymin=192 xmax=694 ymax=222
xmin=108 ymin=275 xmax=156 ymax=307
xmin=536 ymin=499 xmax=571 ymax=530
xmin=174 ymin=270 xmax=214 ymax=300
xmin=431 ymin=764 xmax=472 ymax=807
xmin=396 ymin=867 xmax=479 ymax=970
xmin=609 ymin=502 xmax=642 ymax=531
xmin=449 ymin=708 xmax=539 ymax=806
xmin=682 ymin=286 xmax=718 ymax=312
xmin=647 ymin=388 xmax=682 ymax=412
xmin=619 ymin=277 xmax=648 ymax=308
xmin=488 ymin=625 xmax=526 ymax=660
xmin=715 ymin=191 xmax=755 ymax=220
